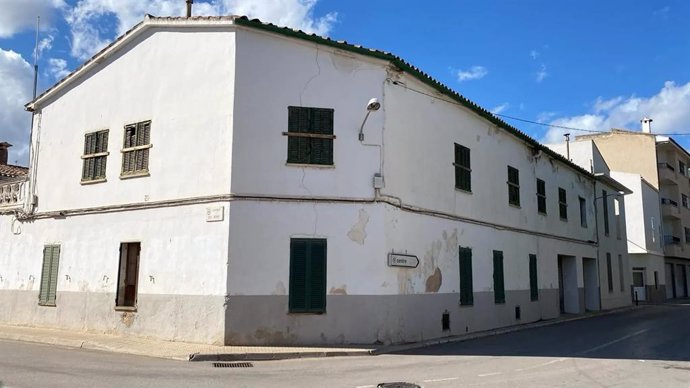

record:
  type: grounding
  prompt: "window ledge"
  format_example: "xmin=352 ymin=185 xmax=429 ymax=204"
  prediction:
xmin=80 ymin=178 xmax=107 ymax=185
xmin=509 ymin=203 xmax=521 ymax=209
xmin=285 ymin=163 xmax=335 ymax=169
xmin=538 ymin=211 xmax=547 ymax=216
xmin=455 ymin=188 xmax=472 ymax=195
xmin=458 ymin=302 xmax=473 ymax=307
xmin=560 ymin=218 xmax=568 ymax=222
xmin=287 ymin=311 xmax=326 ymax=315
xmin=120 ymin=172 xmax=150 ymax=180
xmin=38 ymin=303 xmax=56 ymax=307
xmin=114 ymin=306 xmax=137 ymax=312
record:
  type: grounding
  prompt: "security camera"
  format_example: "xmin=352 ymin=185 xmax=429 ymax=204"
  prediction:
xmin=367 ymin=98 xmax=381 ymax=111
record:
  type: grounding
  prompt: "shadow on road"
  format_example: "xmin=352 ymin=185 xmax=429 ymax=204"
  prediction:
xmin=395 ymin=305 xmax=690 ymax=362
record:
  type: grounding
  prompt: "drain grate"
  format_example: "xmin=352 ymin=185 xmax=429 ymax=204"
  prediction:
xmin=212 ymin=362 xmax=254 ymax=368
xmin=377 ymin=383 xmax=421 ymax=388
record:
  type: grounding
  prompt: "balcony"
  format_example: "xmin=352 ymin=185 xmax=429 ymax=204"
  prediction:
xmin=664 ymin=235 xmax=687 ymax=258
xmin=0 ymin=178 xmax=27 ymax=210
xmin=661 ymin=198 xmax=681 ymax=219
xmin=658 ymin=162 xmax=678 ymax=185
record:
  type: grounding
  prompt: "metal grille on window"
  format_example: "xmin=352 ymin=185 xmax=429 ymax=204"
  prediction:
xmin=454 ymin=144 xmax=471 ymax=192
xmin=121 ymin=121 xmax=151 ymax=175
xmin=81 ymin=130 xmax=109 ymax=181
xmin=285 ymin=107 xmax=334 ymax=165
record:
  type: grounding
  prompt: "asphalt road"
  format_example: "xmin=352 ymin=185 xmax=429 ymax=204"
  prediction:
xmin=1 ymin=305 xmax=690 ymax=388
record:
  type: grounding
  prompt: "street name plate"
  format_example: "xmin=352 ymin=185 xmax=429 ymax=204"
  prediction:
xmin=206 ymin=206 xmax=224 ymax=222
xmin=388 ymin=253 xmax=419 ymax=268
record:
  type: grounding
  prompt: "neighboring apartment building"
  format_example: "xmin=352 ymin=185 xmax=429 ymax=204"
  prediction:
xmin=546 ymin=140 xmax=633 ymax=309
xmin=0 ymin=15 xmax=630 ymax=346
xmin=572 ymin=120 xmax=690 ymax=301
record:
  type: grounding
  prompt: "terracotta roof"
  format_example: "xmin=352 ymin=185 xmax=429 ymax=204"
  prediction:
xmin=26 ymin=14 xmax=594 ymax=179
xmin=0 ymin=164 xmax=28 ymax=178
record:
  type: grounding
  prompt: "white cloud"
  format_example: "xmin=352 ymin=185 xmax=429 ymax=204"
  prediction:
xmin=491 ymin=102 xmax=509 ymax=115
xmin=457 ymin=65 xmax=488 ymax=82
xmin=536 ymin=111 xmax=557 ymax=123
xmin=0 ymin=49 xmax=33 ymax=165
xmin=541 ymin=81 xmax=690 ymax=144
xmin=0 ymin=0 xmax=65 ymax=38
xmin=530 ymin=50 xmax=539 ymax=60
xmin=535 ymin=64 xmax=548 ymax=83
xmin=47 ymin=57 xmax=70 ymax=79
xmin=64 ymin=0 xmax=337 ymax=60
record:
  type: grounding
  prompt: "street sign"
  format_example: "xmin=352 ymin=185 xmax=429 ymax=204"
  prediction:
xmin=388 ymin=253 xmax=419 ymax=268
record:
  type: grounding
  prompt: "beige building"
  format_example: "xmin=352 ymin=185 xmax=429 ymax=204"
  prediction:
xmin=573 ymin=119 xmax=690 ymax=301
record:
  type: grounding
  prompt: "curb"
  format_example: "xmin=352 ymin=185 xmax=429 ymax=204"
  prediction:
xmin=372 ymin=305 xmax=641 ymax=355
xmin=188 ymin=350 xmax=372 ymax=362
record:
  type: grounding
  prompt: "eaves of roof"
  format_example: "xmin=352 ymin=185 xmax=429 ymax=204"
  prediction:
xmin=657 ymin=137 xmax=690 ymax=161
xmin=26 ymin=15 xmax=593 ymax=179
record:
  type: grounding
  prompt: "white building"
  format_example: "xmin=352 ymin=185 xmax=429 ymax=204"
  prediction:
xmin=0 ymin=15 xmax=631 ymax=346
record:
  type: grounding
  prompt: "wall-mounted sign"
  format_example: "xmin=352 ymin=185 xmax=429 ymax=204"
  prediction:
xmin=388 ymin=253 xmax=419 ymax=268
xmin=206 ymin=206 xmax=224 ymax=222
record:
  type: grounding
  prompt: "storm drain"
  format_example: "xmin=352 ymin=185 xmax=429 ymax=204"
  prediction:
xmin=377 ymin=383 xmax=420 ymax=388
xmin=212 ymin=362 xmax=253 ymax=368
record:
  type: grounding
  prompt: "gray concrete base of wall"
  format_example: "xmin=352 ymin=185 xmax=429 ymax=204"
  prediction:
xmin=225 ymin=289 xmax=560 ymax=346
xmin=0 ymin=290 xmax=225 ymax=345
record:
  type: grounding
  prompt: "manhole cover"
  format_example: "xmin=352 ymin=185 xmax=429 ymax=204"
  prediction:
xmin=212 ymin=362 xmax=253 ymax=368
xmin=377 ymin=383 xmax=420 ymax=388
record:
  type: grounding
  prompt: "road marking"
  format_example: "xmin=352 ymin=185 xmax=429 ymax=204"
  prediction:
xmin=514 ymin=358 xmax=566 ymax=372
xmin=423 ymin=377 xmax=459 ymax=383
xmin=478 ymin=372 xmax=502 ymax=377
xmin=578 ymin=329 xmax=650 ymax=355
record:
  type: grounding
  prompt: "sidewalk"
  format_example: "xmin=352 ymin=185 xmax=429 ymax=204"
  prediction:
xmin=0 ymin=305 xmax=639 ymax=362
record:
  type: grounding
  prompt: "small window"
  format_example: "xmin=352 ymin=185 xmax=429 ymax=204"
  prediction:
xmin=116 ymin=242 xmax=141 ymax=309
xmin=579 ymin=197 xmax=587 ymax=228
xmin=121 ymin=121 xmax=151 ymax=176
xmin=289 ymin=238 xmax=327 ymax=313
xmin=606 ymin=253 xmax=613 ymax=293
xmin=81 ymin=130 xmax=109 ymax=182
xmin=602 ymin=190 xmax=610 ymax=235
xmin=536 ymin=178 xmax=546 ymax=214
xmin=454 ymin=143 xmax=471 ymax=192
xmin=683 ymin=194 xmax=689 ymax=209
xmin=680 ymin=161 xmax=686 ymax=177
xmin=493 ymin=250 xmax=505 ymax=304
xmin=618 ymin=254 xmax=625 ymax=292
xmin=459 ymin=247 xmax=473 ymax=306
xmin=685 ymin=227 xmax=690 ymax=243
xmin=615 ymin=198 xmax=622 ymax=239
xmin=559 ymin=187 xmax=568 ymax=220
xmin=285 ymin=107 xmax=334 ymax=165
xmin=507 ymin=166 xmax=520 ymax=206
xmin=654 ymin=271 xmax=659 ymax=289
xmin=529 ymin=254 xmax=538 ymax=301
xmin=39 ymin=245 xmax=61 ymax=306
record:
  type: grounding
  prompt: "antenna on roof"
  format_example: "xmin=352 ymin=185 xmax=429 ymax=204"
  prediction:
xmin=32 ymin=16 xmax=40 ymax=100
xmin=186 ymin=0 xmax=193 ymax=18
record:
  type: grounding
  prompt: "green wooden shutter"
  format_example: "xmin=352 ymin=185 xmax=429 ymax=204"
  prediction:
xmin=308 ymin=240 xmax=327 ymax=312
xmin=454 ymin=144 xmax=471 ymax=191
xmin=459 ymin=247 xmax=473 ymax=305
xmin=289 ymin=239 xmax=308 ymax=311
xmin=529 ymin=254 xmax=538 ymax=301
xmin=39 ymin=245 xmax=60 ymax=306
xmin=493 ymin=250 xmax=505 ymax=304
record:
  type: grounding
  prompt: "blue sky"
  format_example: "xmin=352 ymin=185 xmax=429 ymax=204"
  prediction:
xmin=2 ymin=0 xmax=690 ymax=164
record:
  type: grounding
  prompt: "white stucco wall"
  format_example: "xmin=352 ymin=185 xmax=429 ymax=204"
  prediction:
xmin=611 ymin=172 xmax=663 ymax=255
xmin=30 ymin=27 xmax=237 ymax=212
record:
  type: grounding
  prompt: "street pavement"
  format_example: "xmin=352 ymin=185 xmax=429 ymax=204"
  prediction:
xmin=1 ymin=304 xmax=689 ymax=387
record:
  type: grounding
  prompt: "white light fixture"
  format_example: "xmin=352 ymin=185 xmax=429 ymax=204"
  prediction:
xmin=359 ymin=98 xmax=381 ymax=141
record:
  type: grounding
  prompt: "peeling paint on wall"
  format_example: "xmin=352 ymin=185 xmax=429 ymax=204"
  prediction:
xmin=329 ymin=285 xmax=347 ymax=295
xmin=120 ymin=312 xmax=135 ymax=328
xmin=425 ymin=267 xmax=442 ymax=292
xmin=347 ymin=209 xmax=369 ymax=245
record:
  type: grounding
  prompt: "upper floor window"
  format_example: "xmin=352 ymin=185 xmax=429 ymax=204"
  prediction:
xmin=579 ymin=196 xmax=587 ymax=228
xmin=559 ymin=187 xmax=568 ymax=220
xmin=507 ymin=166 xmax=520 ymax=206
xmin=602 ymin=190 xmax=610 ymax=235
xmin=121 ymin=121 xmax=151 ymax=177
xmin=683 ymin=194 xmax=689 ymax=209
xmin=454 ymin=143 xmax=471 ymax=192
xmin=81 ymin=130 xmax=109 ymax=182
xmin=680 ymin=161 xmax=686 ymax=176
xmin=536 ymin=178 xmax=546 ymax=214
xmin=285 ymin=106 xmax=334 ymax=166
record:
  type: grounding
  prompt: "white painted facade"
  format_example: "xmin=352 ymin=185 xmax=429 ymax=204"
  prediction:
xmin=1 ymin=16 xmax=630 ymax=346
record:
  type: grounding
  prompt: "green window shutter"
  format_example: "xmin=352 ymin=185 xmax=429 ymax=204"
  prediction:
xmin=289 ymin=238 xmax=327 ymax=313
xmin=287 ymin=107 xmax=334 ymax=165
xmin=529 ymin=254 xmax=538 ymax=301
xmin=39 ymin=245 xmax=60 ymax=306
xmin=454 ymin=143 xmax=471 ymax=191
xmin=308 ymin=240 xmax=327 ymax=311
xmin=289 ymin=239 xmax=308 ymax=311
xmin=508 ymin=166 xmax=520 ymax=206
xmin=537 ymin=179 xmax=546 ymax=214
xmin=459 ymin=247 xmax=473 ymax=305
xmin=602 ymin=190 xmax=610 ymax=235
xmin=493 ymin=250 xmax=505 ymax=304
